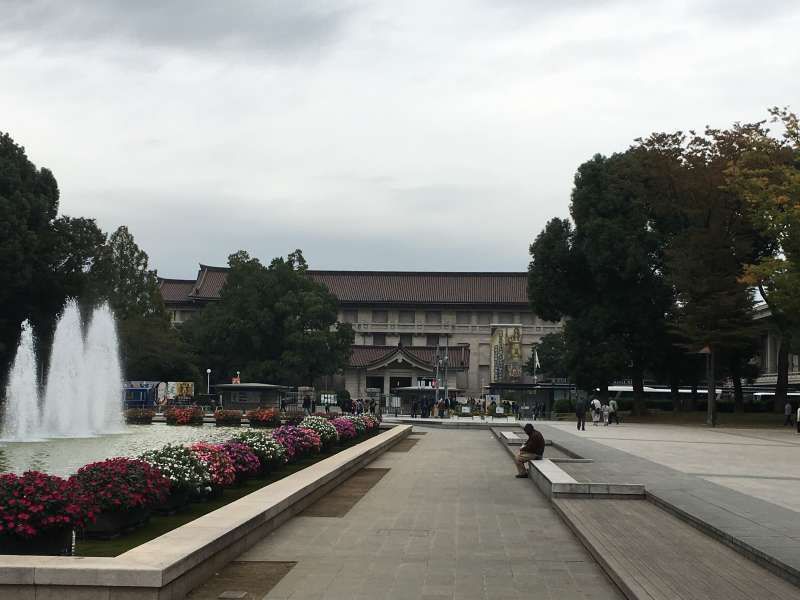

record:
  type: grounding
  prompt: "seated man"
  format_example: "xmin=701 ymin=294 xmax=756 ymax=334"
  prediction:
xmin=515 ymin=423 xmax=545 ymax=478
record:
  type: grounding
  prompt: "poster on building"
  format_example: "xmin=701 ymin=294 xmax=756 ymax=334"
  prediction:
xmin=490 ymin=326 xmax=524 ymax=383
xmin=167 ymin=381 xmax=195 ymax=399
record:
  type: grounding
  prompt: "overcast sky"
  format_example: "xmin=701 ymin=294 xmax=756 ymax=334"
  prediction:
xmin=2 ymin=0 xmax=799 ymax=278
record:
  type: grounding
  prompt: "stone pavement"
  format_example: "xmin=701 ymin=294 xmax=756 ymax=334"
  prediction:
xmin=543 ymin=421 xmax=800 ymax=511
xmin=235 ymin=427 xmax=624 ymax=600
xmin=534 ymin=422 xmax=800 ymax=585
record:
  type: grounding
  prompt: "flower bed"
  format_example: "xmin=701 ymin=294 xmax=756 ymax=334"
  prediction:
xmin=124 ymin=408 xmax=155 ymax=425
xmin=140 ymin=444 xmax=212 ymax=497
xmin=229 ymin=430 xmax=287 ymax=474
xmin=165 ymin=405 xmax=204 ymax=425
xmin=299 ymin=416 xmax=339 ymax=448
xmin=220 ymin=442 xmax=261 ymax=480
xmin=271 ymin=425 xmax=321 ymax=460
xmin=189 ymin=442 xmax=236 ymax=487
xmin=1 ymin=411 xmax=384 ymax=556
xmin=0 ymin=471 xmax=91 ymax=555
xmin=332 ymin=417 xmax=357 ymax=440
xmin=214 ymin=409 xmax=243 ymax=427
xmin=246 ymin=407 xmax=280 ymax=428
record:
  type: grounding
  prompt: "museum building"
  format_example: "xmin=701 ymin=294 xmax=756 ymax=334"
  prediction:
xmin=159 ymin=266 xmax=562 ymax=399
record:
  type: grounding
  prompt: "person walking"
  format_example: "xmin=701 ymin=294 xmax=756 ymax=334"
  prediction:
xmin=608 ymin=398 xmax=619 ymax=425
xmin=602 ymin=402 xmax=610 ymax=426
xmin=784 ymin=401 xmax=793 ymax=426
xmin=575 ymin=397 xmax=586 ymax=431
xmin=591 ymin=397 xmax=603 ymax=426
xmin=514 ymin=424 xmax=545 ymax=478
xmin=302 ymin=394 xmax=311 ymax=415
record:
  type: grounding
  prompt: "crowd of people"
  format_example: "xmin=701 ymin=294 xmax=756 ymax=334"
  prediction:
xmin=574 ymin=397 xmax=619 ymax=431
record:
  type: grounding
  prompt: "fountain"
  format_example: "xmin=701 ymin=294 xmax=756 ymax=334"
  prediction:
xmin=1 ymin=321 xmax=41 ymax=441
xmin=2 ymin=301 xmax=124 ymax=441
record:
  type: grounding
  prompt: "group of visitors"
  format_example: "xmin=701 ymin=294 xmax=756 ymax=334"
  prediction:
xmin=574 ymin=397 xmax=619 ymax=431
xmin=783 ymin=401 xmax=800 ymax=433
xmin=411 ymin=397 xmax=451 ymax=418
xmin=296 ymin=395 xmax=376 ymax=415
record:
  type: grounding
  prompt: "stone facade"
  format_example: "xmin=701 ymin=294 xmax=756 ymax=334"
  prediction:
xmin=158 ymin=267 xmax=563 ymax=398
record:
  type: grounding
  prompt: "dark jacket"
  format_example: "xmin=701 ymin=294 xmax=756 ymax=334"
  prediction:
xmin=522 ymin=429 xmax=545 ymax=456
xmin=575 ymin=399 xmax=587 ymax=416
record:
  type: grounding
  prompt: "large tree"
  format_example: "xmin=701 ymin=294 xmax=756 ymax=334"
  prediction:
xmin=636 ymin=128 xmax=765 ymax=425
xmin=183 ymin=249 xmax=354 ymax=385
xmin=528 ymin=152 xmax=672 ymax=412
xmin=0 ymin=132 xmax=60 ymax=376
xmin=727 ymin=108 xmax=800 ymax=411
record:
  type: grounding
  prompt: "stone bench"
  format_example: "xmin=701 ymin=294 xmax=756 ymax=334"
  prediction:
xmin=500 ymin=431 xmax=524 ymax=445
xmin=527 ymin=459 xmax=644 ymax=499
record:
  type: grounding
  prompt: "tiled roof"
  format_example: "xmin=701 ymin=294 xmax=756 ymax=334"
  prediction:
xmin=190 ymin=265 xmax=229 ymax=299
xmin=158 ymin=279 xmax=196 ymax=303
xmin=182 ymin=266 xmax=529 ymax=306
xmin=310 ymin=271 xmax=528 ymax=305
xmin=349 ymin=345 xmax=470 ymax=370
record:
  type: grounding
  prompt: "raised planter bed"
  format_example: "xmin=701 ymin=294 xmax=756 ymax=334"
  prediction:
xmin=0 ymin=527 xmax=73 ymax=556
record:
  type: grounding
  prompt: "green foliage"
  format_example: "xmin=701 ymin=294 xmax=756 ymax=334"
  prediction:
xmin=0 ymin=132 xmax=60 ymax=374
xmin=101 ymin=226 xmax=166 ymax=322
xmin=526 ymin=332 xmax=569 ymax=379
xmin=118 ymin=317 xmax=198 ymax=382
xmin=183 ymin=249 xmax=354 ymax=385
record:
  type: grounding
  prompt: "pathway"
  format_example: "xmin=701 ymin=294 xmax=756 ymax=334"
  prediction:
xmin=230 ymin=427 xmax=623 ymax=600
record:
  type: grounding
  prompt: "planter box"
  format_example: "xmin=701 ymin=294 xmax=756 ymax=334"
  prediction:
xmin=154 ymin=488 xmax=191 ymax=515
xmin=166 ymin=418 xmax=204 ymax=426
xmin=125 ymin=416 xmax=154 ymax=425
xmin=248 ymin=420 xmax=274 ymax=428
xmin=83 ymin=507 xmax=151 ymax=540
xmin=0 ymin=527 xmax=73 ymax=556
xmin=215 ymin=418 xmax=242 ymax=427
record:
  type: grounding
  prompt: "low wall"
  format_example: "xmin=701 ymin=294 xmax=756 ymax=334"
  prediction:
xmin=0 ymin=424 xmax=411 ymax=600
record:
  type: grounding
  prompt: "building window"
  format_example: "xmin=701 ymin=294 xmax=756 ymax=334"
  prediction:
xmin=426 ymin=334 xmax=440 ymax=347
xmin=373 ymin=333 xmax=386 ymax=345
xmin=456 ymin=311 xmax=471 ymax=325
xmin=425 ymin=311 xmax=441 ymax=325
xmin=477 ymin=312 xmax=491 ymax=325
xmin=372 ymin=310 xmax=388 ymax=323
xmin=399 ymin=310 xmax=415 ymax=324
xmin=399 ymin=334 xmax=413 ymax=347
xmin=499 ymin=312 xmax=514 ymax=323
xmin=342 ymin=309 xmax=358 ymax=323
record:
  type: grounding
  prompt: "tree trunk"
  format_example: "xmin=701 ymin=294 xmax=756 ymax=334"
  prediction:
xmin=730 ymin=355 xmax=744 ymax=413
xmin=706 ymin=349 xmax=716 ymax=427
xmin=775 ymin=336 xmax=789 ymax=413
xmin=669 ymin=371 xmax=681 ymax=412
xmin=631 ymin=364 xmax=645 ymax=416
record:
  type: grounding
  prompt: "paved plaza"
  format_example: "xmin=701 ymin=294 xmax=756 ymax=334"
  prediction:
xmin=543 ymin=421 xmax=800 ymax=513
xmin=231 ymin=428 xmax=623 ymax=600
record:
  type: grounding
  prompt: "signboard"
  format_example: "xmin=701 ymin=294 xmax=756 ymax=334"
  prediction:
xmin=461 ymin=406 xmax=471 ymax=414
xmin=495 ymin=406 xmax=505 ymax=415
xmin=168 ymin=381 xmax=194 ymax=399
xmin=490 ymin=326 xmax=524 ymax=383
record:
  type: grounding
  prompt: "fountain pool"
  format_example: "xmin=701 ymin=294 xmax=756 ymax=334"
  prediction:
xmin=0 ymin=424 xmax=243 ymax=477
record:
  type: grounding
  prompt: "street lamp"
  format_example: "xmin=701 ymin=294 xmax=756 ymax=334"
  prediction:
xmin=206 ymin=368 xmax=212 ymax=395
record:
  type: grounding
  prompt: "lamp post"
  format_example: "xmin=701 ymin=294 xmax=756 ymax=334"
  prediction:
xmin=206 ymin=368 xmax=211 ymax=395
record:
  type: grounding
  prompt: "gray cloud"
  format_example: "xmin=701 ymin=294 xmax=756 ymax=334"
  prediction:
xmin=1 ymin=0 xmax=355 ymax=59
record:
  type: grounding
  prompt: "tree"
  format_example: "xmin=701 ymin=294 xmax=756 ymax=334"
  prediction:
xmin=526 ymin=332 xmax=569 ymax=380
xmin=727 ymin=108 xmax=800 ymax=412
xmin=118 ymin=317 xmax=198 ymax=382
xmin=100 ymin=226 xmax=165 ymax=321
xmin=528 ymin=152 xmax=673 ymax=412
xmin=637 ymin=128 xmax=763 ymax=425
xmin=0 ymin=132 xmax=60 ymax=377
xmin=183 ymin=249 xmax=354 ymax=385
